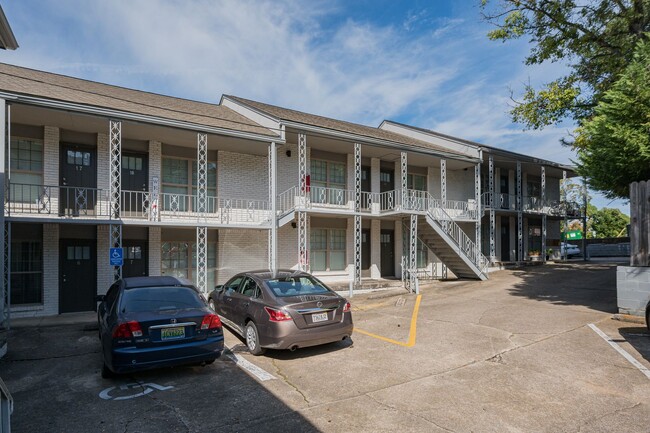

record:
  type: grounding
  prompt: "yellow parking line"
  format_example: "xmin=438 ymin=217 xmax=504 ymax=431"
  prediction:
xmin=353 ymin=294 xmax=422 ymax=347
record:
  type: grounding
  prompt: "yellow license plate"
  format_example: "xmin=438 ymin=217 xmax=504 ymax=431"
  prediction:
xmin=161 ymin=327 xmax=185 ymax=340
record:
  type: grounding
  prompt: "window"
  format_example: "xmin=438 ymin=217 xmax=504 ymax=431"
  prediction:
xmin=66 ymin=246 xmax=90 ymax=260
xmin=407 ymin=174 xmax=427 ymax=191
xmin=10 ymin=240 xmax=43 ymax=305
xmin=122 ymin=156 xmax=143 ymax=171
xmin=9 ymin=138 xmax=43 ymax=204
xmin=402 ymin=229 xmax=428 ymax=269
xmin=161 ymin=241 xmax=217 ymax=289
xmin=240 ymin=277 xmax=260 ymax=298
xmin=162 ymin=158 xmax=217 ymax=211
xmin=310 ymin=228 xmax=346 ymax=271
xmin=66 ymin=150 xmax=91 ymax=167
xmin=310 ymin=160 xmax=346 ymax=204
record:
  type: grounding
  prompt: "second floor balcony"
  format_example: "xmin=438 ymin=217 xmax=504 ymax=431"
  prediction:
xmin=481 ymin=192 xmax=583 ymax=217
xmin=5 ymin=183 xmax=272 ymax=226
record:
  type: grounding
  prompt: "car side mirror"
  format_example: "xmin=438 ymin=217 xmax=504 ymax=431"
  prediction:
xmin=94 ymin=295 xmax=105 ymax=312
xmin=214 ymin=285 xmax=224 ymax=292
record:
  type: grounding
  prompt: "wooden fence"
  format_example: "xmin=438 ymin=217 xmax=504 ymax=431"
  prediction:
xmin=630 ymin=180 xmax=649 ymax=266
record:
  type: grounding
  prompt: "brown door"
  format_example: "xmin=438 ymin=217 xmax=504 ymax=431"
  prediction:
xmin=59 ymin=239 xmax=97 ymax=313
xmin=361 ymin=229 xmax=371 ymax=270
xmin=122 ymin=240 xmax=148 ymax=278
xmin=60 ymin=145 xmax=97 ymax=216
xmin=121 ymin=153 xmax=148 ymax=216
xmin=380 ymin=229 xmax=395 ymax=277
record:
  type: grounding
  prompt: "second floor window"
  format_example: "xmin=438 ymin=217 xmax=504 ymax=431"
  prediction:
xmin=407 ymin=174 xmax=426 ymax=191
xmin=162 ymin=158 xmax=216 ymax=211
xmin=310 ymin=160 xmax=346 ymax=204
xmin=9 ymin=138 xmax=43 ymax=203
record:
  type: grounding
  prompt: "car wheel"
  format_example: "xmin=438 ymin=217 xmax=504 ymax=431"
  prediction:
xmin=208 ymin=299 xmax=216 ymax=312
xmin=245 ymin=322 xmax=265 ymax=356
xmin=101 ymin=361 xmax=114 ymax=379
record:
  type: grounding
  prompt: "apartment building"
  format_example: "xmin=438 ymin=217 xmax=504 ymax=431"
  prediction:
xmin=0 ymin=63 xmax=577 ymax=320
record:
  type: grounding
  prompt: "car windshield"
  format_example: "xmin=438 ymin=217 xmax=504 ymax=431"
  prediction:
xmin=120 ymin=286 xmax=204 ymax=313
xmin=266 ymin=276 xmax=330 ymax=297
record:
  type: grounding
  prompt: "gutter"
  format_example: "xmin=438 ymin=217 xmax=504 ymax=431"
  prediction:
xmin=281 ymin=120 xmax=481 ymax=164
xmin=0 ymin=92 xmax=283 ymax=144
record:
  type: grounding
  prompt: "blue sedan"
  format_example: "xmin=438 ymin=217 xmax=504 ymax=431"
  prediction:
xmin=97 ymin=276 xmax=224 ymax=378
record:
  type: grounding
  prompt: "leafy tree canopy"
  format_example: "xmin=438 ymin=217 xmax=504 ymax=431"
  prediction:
xmin=574 ymin=37 xmax=650 ymax=198
xmin=481 ymin=0 xmax=650 ymax=129
xmin=590 ymin=207 xmax=630 ymax=237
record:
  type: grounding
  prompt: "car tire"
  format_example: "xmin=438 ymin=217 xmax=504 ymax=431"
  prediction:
xmin=208 ymin=299 xmax=216 ymax=312
xmin=245 ymin=322 xmax=265 ymax=356
xmin=204 ymin=359 xmax=216 ymax=366
xmin=101 ymin=361 xmax=114 ymax=379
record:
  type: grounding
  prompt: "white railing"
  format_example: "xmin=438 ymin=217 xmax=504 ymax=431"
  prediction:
xmin=121 ymin=190 xmax=271 ymax=225
xmin=427 ymin=198 xmax=489 ymax=276
xmin=5 ymin=183 xmax=112 ymax=217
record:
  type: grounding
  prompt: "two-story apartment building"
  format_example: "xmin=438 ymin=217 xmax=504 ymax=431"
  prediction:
xmin=0 ymin=63 xmax=577 ymax=320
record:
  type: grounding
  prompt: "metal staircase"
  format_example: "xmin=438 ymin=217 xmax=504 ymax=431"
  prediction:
xmin=275 ymin=186 xmax=489 ymax=280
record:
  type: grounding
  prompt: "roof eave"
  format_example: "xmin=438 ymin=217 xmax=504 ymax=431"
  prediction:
xmin=281 ymin=120 xmax=480 ymax=163
xmin=0 ymin=91 xmax=282 ymax=143
xmin=0 ymin=6 xmax=18 ymax=50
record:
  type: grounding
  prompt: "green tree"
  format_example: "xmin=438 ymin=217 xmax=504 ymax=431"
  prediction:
xmin=481 ymin=0 xmax=650 ymax=130
xmin=589 ymin=208 xmax=630 ymax=237
xmin=574 ymin=38 xmax=650 ymax=198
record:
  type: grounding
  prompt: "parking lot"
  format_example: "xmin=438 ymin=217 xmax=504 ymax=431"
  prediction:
xmin=2 ymin=262 xmax=650 ymax=432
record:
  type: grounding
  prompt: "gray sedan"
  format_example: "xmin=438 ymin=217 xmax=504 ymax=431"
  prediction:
xmin=208 ymin=270 xmax=353 ymax=355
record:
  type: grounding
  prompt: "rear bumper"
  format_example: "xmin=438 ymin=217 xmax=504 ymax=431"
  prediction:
xmin=259 ymin=315 xmax=353 ymax=350
xmin=108 ymin=335 xmax=224 ymax=374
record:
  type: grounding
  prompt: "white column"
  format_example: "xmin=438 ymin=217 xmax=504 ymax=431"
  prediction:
xmin=440 ymin=159 xmax=447 ymax=202
xmin=370 ymin=219 xmax=381 ymax=279
xmin=0 ymin=99 xmax=6 ymax=326
xmin=517 ymin=161 xmax=523 ymax=261
xmin=489 ymin=155 xmax=495 ymax=262
xmin=268 ymin=142 xmax=277 ymax=275
xmin=541 ymin=166 xmax=546 ymax=262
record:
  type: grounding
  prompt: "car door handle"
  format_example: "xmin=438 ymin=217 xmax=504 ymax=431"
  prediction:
xmin=242 ymin=302 xmax=249 ymax=308
xmin=226 ymin=298 xmax=232 ymax=302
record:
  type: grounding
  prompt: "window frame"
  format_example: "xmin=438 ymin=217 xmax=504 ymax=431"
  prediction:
xmin=161 ymin=157 xmax=217 ymax=211
xmin=310 ymin=228 xmax=347 ymax=272
xmin=8 ymin=137 xmax=45 ymax=204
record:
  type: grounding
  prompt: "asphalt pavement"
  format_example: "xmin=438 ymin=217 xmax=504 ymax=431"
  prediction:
xmin=2 ymin=261 xmax=649 ymax=432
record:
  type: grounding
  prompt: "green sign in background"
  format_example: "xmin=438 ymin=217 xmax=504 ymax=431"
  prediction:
xmin=565 ymin=230 xmax=583 ymax=240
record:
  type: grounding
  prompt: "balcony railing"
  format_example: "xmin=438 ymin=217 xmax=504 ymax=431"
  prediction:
xmin=5 ymin=183 xmax=271 ymax=225
xmin=279 ymin=186 xmax=477 ymax=220
xmin=481 ymin=192 xmax=583 ymax=217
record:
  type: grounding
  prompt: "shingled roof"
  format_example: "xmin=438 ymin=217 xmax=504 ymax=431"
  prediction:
xmin=0 ymin=63 xmax=277 ymax=138
xmin=225 ymin=95 xmax=473 ymax=159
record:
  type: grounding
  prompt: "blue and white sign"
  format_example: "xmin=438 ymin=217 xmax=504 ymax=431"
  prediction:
xmin=109 ymin=248 xmax=124 ymax=266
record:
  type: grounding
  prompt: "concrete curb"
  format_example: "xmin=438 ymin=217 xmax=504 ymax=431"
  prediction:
xmin=612 ymin=314 xmax=646 ymax=325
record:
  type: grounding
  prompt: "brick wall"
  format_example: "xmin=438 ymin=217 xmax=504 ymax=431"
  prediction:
xmin=148 ymin=140 xmax=162 ymax=190
xmin=44 ymin=126 xmax=59 ymax=208
xmin=277 ymin=222 xmax=299 ymax=270
xmin=617 ymin=266 xmax=650 ymax=316
xmin=97 ymin=225 xmax=112 ymax=295
xmin=218 ymin=151 xmax=268 ymax=201
xmin=148 ymin=226 xmax=161 ymax=275
xmin=41 ymin=224 xmax=59 ymax=316
xmin=216 ymin=229 xmax=268 ymax=283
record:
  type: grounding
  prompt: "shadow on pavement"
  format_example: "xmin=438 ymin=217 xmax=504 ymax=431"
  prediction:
xmin=618 ymin=326 xmax=650 ymax=364
xmin=1 ymin=323 xmax=320 ymax=433
xmin=506 ymin=262 xmax=618 ymax=313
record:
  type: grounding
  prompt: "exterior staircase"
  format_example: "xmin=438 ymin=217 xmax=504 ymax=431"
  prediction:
xmin=417 ymin=215 xmax=488 ymax=280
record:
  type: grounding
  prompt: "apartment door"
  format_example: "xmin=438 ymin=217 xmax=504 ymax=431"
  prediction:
xmin=60 ymin=239 xmax=97 ymax=313
xmin=499 ymin=173 xmax=509 ymax=209
xmin=361 ymin=229 xmax=371 ymax=270
xmin=500 ymin=217 xmax=510 ymax=261
xmin=380 ymin=168 xmax=394 ymax=210
xmin=122 ymin=240 xmax=148 ymax=278
xmin=121 ymin=153 xmax=148 ymax=216
xmin=380 ymin=229 xmax=395 ymax=277
xmin=60 ymin=144 xmax=97 ymax=216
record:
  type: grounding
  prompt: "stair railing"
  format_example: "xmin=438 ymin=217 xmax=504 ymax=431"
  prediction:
xmin=424 ymin=194 xmax=489 ymax=276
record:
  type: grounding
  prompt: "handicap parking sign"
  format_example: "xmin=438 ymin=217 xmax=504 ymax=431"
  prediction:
xmin=110 ymin=248 xmax=123 ymax=266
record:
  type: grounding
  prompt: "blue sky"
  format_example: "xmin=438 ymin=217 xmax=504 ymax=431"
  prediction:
xmin=1 ymin=0 xmax=628 ymax=213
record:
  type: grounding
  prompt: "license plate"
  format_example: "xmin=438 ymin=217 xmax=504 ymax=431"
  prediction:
xmin=161 ymin=326 xmax=185 ymax=340
xmin=312 ymin=312 xmax=328 ymax=323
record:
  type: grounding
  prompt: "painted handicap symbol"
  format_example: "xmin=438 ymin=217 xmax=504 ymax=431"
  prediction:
xmin=99 ymin=382 xmax=174 ymax=401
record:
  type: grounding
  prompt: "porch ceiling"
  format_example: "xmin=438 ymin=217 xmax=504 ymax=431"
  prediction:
xmin=9 ymin=103 xmax=271 ymax=155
